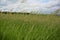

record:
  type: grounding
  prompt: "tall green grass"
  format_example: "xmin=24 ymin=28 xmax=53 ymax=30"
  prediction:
xmin=0 ymin=13 xmax=60 ymax=40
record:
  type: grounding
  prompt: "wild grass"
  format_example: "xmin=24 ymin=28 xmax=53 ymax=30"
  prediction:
xmin=0 ymin=13 xmax=60 ymax=40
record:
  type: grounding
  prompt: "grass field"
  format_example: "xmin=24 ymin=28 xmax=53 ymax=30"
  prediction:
xmin=0 ymin=13 xmax=60 ymax=40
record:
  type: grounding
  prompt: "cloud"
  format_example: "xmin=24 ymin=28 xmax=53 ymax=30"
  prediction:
xmin=0 ymin=0 xmax=60 ymax=13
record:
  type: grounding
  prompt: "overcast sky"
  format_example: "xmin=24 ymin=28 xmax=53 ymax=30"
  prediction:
xmin=0 ymin=0 xmax=60 ymax=13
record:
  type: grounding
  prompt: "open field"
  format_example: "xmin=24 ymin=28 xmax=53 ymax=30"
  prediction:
xmin=0 ymin=13 xmax=60 ymax=40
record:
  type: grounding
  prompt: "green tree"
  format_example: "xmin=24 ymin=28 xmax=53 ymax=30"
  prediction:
xmin=21 ymin=0 xmax=27 ymax=3
xmin=52 ymin=8 xmax=60 ymax=16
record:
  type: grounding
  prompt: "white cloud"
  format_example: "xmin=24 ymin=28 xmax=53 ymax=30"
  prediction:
xmin=0 ymin=0 xmax=60 ymax=13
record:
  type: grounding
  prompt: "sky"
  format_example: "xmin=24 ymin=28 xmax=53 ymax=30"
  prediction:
xmin=0 ymin=0 xmax=60 ymax=13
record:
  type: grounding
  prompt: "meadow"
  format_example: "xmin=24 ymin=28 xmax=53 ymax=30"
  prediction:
xmin=0 ymin=12 xmax=60 ymax=40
